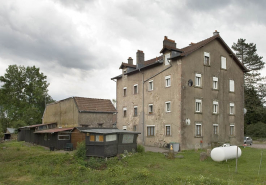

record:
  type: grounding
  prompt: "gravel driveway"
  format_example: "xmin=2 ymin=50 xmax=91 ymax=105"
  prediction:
xmin=250 ymin=144 xmax=266 ymax=149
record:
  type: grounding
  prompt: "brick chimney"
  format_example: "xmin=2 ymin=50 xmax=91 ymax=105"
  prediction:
xmin=213 ymin=30 xmax=219 ymax=36
xmin=163 ymin=36 xmax=176 ymax=48
xmin=128 ymin=57 xmax=133 ymax=65
xmin=136 ymin=50 xmax=144 ymax=68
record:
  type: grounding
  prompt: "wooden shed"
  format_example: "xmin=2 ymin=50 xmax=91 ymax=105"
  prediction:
xmin=82 ymin=129 xmax=140 ymax=158
xmin=34 ymin=127 xmax=73 ymax=150
xmin=70 ymin=127 xmax=87 ymax=149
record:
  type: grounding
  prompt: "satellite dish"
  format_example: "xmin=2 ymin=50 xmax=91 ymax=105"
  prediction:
xmin=244 ymin=108 xmax=247 ymax=115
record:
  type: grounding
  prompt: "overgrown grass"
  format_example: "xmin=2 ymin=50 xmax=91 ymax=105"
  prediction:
xmin=0 ymin=141 xmax=266 ymax=184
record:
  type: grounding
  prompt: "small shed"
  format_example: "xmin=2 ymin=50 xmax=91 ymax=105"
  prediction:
xmin=4 ymin=128 xmax=16 ymax=140
xmin=70 ymin=127 xmax=88 ymax=149
xmin=34 ymin=127 xmax=73 ymax=150
xmin=82 ymin=129 xmax=140 ymax=158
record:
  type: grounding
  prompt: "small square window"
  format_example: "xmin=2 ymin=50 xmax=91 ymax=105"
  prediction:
xmin=165 ymin=101 xmax=171 ymax=112
xmin=213 ymin=124 xmax=218 ymax=135
xmin=134 ymin=106 xmax=138 ymax=117
xmin=213 ymin=101 xmax=218 ymax=114
xmin=221 ymin=56 xmax=226 ymax=69
xmin=195 ymin=123 xmax=202 ymax=137
xmin=195 ymin=74 xmax=201 ymax=87
xmin=123 ymin=87 xmax=127 ymax=96
xmin=230 ymin=125 xmax=235 ymax=136
xmin=148 ymin=104 xmax=153 ymax=114
xmin=204 ymin=52 xmax=210 ymax=66
xmin=229 ymin=80 xmax=235 ymax=92
xmin=230 ymin=103 xmax=235 ymax=115
xmin=147 ymin=125 xmax=155 ymax=136
xmin=134 ymin=84 xmax=138 ymax=94
xmin=165 ymin=76 xmax=171 ymax=87
xmin=195 ymin=99 xmax=202 ymax=113
xmin=213 ymin=77 xmax=218 ymax=90
xmin=148 ymin=80 xmax=153 ymax=91
xmin=165 ymin=125 xmax=171 ymax=136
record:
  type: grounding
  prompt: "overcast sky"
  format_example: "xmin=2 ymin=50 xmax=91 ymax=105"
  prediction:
xmin=1 ymin=0 xmax=266 ymax=101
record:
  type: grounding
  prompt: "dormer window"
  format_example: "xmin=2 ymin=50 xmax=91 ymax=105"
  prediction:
xmin=164 ymin=53 xmax=170 ymax=65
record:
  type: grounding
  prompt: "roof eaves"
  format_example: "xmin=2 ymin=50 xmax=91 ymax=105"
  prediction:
xmin=126 ymin=60 xmax=163 ymax=75
xmin=111 ymin=74 xmax=122 ymax=80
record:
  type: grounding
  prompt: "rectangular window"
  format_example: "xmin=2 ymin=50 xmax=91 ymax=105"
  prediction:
xmin=90 ymin=135 xmax=95 ymax=142
xmin=123 ymin=87 xmax=127 ymax=96
xmin=165 ymin=101 xmax=171 ymax=112
xmin=230 ymin=125 xmax=235 ymax=136
xmin=133 ymin=84 xmax=138 ymax=94
xmin=195 ymin=99 xmax=202 ymax=113
xmin=147 ymin=125 xmax=155 ymax=136
xmin=165 ymin=53 xmax=170 ymax=65
xmin=165 ymin=125 xmax=171 ymax=136
xmin=148 ymin=80 xmax=153 ymax=91
xmin=106 ymin=134 xmax=117 ymax=142
xmin=230 ymin=103 xmax=235 ymax=115
xmin=122 ymin=134 xmax=134 ymax=143
xmin=213 ymin=101 xmax=218 ymax=114
xmin=195 ymin=123 xmax=202 ymax=137
xmin=134 ymin=106 xmax=138 ymax=116
xmin=148 ymin=104 xmax=153 ymax=114
xmin=195 ymin=73 xmax=202 ymax=87
xmin=229 ymin=80 xmax=235 ymax=92
xmin=165 ymin=75 xmax=171 ymax=87
xmin=204 ymin=52 xmax=210 ymax=65
xmin=123 ymin=107 xmax=127 ymax=117
xmin=133 ymin=125 xmax=137 ymax=131
xmin=213 ymin=124 xmax=218 ymax=135
xmin=221 ymin=56 xmax=226 ymax=69
xmin=96 ymin=135 xmax=104 ymax=142
xmin=58 ymin=134 xmax=70 ymax=140
xmin=213 ymin=77 xmax=218 ymax=90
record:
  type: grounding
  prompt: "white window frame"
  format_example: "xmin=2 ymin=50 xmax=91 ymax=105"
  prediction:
xmin=133 ymin=84 xmax=138 ymax=94
xmin=229 ymin=80 xmax=235 ymax=92
xmin=123 ymin=107 xmax=127 ymax=117
xmin=165 ymin=125 xmax=171 ymax=136
xmin=148 ymin=80 xmax=153 ymax=91
xmin=213 ymin=124 xmax=218 ymax=135
xmin=195 ymin=73 xmax=202 ymax=87
xmin=204 ymin=52 xmax=210 ymax=65
xmin=147 ymin=125 xmax=155 ymax=136
xmin=221 ymin=56 xmax=226 ymax=69
xmin=195 ymin=123 xmax=202 ymax=137
xmin=134 ymin=106 xmax=138 ymax=117
xmin=165 ymin=75 xmax=171 ymax=87
xmin=230 ymin=103 xmax=235 ymax=115
xmin=213 ymin=101 xmax=218 ymax=114
xmin=164 ymin=53 xmax=170 ymax=66
xmin=165 ymin=101 xmax=171 ymax=112
xmin=195 ymin=99 xmax=202 ymax=113
xmin=230 ymin=125 xmax=235 ymax=136
xmin=148 ymin=104 xmax=153 ymax=114
xmin=123 ymin=126 xmax=127 ymax=130
xmin=213 ymin=77 xmax=218 ymax=90
xmin=106 ymin=134 xmax=117 ymax=142
xmin=123 ymin=87 xmax=127 ymax=96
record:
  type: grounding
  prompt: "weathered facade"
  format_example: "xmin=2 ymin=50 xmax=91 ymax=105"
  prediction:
xmin=112 ymin=31 xmax=248 ymax=150
xmin=42 ymin=97 xmax=117 ymax=128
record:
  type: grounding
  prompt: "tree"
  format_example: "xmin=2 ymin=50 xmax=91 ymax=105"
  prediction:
xmin=0 ymin=65 xmax=54 ymax=128
xmin=232 ymin=38 xmax=265 ymax=87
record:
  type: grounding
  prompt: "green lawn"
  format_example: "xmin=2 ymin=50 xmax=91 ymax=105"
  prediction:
xmin=0 ymin=141 xmax=266 ymax=185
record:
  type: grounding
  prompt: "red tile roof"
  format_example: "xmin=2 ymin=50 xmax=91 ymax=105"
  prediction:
xmin=144 ymin=56 xmax=163 ymax=66
xmin=119 ymin=62 xmax=136 ymax=69
xmin=74 ymin=97 xmax=117 ymax=113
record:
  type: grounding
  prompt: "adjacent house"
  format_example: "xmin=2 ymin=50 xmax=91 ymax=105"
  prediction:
xmin=42 ymin=97 xmax=117 ymax=128
xmin=111 ymin=31 xmax=248 ymax=150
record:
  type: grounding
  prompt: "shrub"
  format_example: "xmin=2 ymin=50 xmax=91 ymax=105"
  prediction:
xmin=74 ymin=141 xmax=86 ymax=160
xmin=246 ymin=122 xmax=266 ymax=137
xmin=137 ymin=145 xmax=145 ymax=154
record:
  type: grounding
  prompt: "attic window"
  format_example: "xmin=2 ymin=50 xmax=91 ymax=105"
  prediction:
xmin=97 ymin=123 xmax=104 ymax=128
xmin=204 ymin=52 xmax=210 ymax=66
xmin=164 ymin=53 xmax=170 ymax=65
xmin=123 ymin=69 xmax=127 ymax=75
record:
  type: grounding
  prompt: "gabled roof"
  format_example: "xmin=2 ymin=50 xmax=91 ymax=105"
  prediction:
xmin=119 ymin=62 xmax=136 ymax=69
xmin=73 ymin=97 xmax=117 ymax=113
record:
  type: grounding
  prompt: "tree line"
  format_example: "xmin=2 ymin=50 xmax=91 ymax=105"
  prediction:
xmin=0 ymin=38 xmax=266 ymax=138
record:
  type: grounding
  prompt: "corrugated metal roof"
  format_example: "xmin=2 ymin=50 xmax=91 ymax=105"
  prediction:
xmin=34 ymin=127 xmax=73 ymax=134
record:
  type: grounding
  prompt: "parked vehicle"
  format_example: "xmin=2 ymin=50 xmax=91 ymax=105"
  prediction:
xmin=244 ymin=136 xmax=252 ymax=145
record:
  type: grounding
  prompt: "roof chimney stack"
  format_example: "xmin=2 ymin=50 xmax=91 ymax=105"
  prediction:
xmin=163 ymin=36 xmax=176 ymax=48
xmin=136 ymin=50 xmax=145 ymax=68
xmin=128 ymin=57 xmax=133 ymax=65
xmin=213 ymin=30 xmax=219 ymax=36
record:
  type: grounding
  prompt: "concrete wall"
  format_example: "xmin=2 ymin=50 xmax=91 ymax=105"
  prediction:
xmin=180 ymin=39 xmax=244 ymax=149
xmin=78 ymin=112 xmax=115 ymax=127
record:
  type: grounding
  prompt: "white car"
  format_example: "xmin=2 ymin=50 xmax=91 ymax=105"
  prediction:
xmin=244 ymin=136 xmax=253 ymax=145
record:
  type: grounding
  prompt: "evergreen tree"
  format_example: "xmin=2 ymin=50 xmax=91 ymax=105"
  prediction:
xmin=0 ymin=65 xmax=54 ymax=128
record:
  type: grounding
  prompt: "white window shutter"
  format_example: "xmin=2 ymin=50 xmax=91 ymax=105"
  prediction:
xmin=221 ymin=57 xmax=226 ymax=69
xmin=230 ymin=80 xmax=234 ymax=92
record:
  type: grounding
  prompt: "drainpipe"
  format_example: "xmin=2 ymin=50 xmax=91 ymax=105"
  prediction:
xmin=141 ymin=58 xmax=173 ymax=145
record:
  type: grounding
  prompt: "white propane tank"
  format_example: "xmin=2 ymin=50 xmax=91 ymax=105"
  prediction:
xmin=211 ymin=146 xmax=242 ymax=162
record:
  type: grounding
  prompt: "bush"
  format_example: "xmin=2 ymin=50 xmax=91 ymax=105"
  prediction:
xmin=74 ymin=141 xmax=86 ymax=159
xmin=137 ymin=145 xmax=145 ymax=154
xmin=246 ymin=122 xmax=266 ymax=137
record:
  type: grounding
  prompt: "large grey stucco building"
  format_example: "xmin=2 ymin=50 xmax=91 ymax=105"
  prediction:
xmin=111 ymin=31 xmax=248 ymax=150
